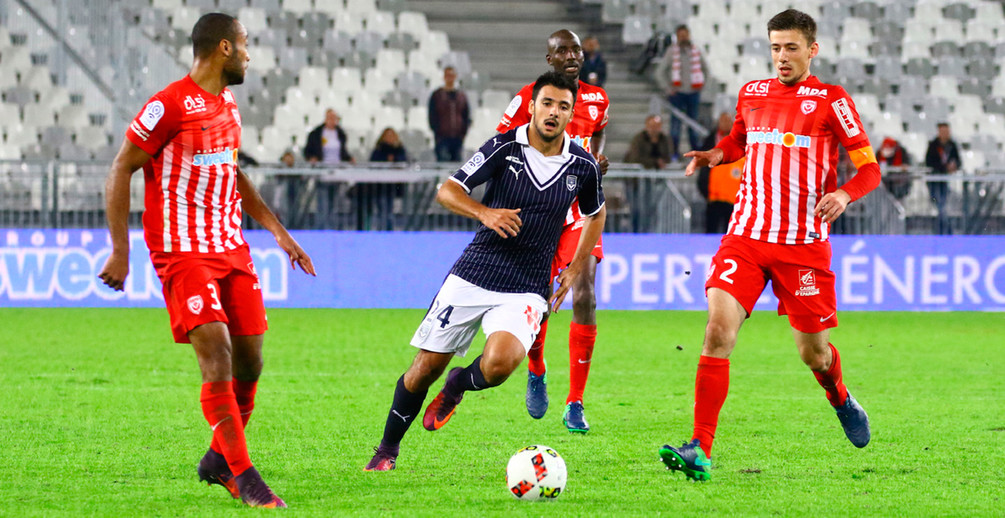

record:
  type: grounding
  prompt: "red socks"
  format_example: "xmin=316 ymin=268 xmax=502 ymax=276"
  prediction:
xmin=201 ymin=381 xmax=253 ymax=476
xmin=211 ymin=379 xmax=258 ymax=456
xmin=526 ymin=320 xmax=548 ymax=376
xmin=566 ymin=322 xmax=597 ymax=404
xmin=813 ymin=343 xmax=849 ymax=407
xmin=692 ymin=355 xmax=730 ymax=458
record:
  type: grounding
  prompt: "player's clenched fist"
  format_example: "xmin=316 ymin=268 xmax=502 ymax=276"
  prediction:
xmin=98 ymin=251 xmax=130 ymax=291
xmin=480 ymin=207 xmax=523 ymax=238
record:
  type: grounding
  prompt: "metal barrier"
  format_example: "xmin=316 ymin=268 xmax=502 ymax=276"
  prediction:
xmin=3 ymin=159 xmax=1005 ymax=235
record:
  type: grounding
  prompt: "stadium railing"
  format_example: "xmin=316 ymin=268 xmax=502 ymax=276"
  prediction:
xmin=4 ymin=160 xmax=1004 ymax=235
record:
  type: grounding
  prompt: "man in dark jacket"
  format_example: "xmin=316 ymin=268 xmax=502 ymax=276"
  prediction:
xmin=924 ymin=122 xmax=961 ymax=235
xmin=304 ymin=108 xmax=354 ymax=165
xmin=428 ymin=66 xmax=470 ymax=162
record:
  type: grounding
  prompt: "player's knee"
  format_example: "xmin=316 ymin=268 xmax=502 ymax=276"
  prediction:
xmin=703 ymin=320 xmax=736 ymax=354
xmin=480 ymin=350 xmax=523 ymax=386
xmin=800 ymin=349 xmax=830 ymax=372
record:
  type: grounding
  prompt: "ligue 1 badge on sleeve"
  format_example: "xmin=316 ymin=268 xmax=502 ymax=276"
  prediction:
xmin=566 ymin=175 xmax=577 ymax=191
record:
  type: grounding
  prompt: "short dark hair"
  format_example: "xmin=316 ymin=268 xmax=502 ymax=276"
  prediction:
xmin=531 ymin=70 xmax=579 ymax=105
xmin=767 ymin=9 xmax=817 ymax=45
xmin=675 ymin=24 xmax=689 ymax=33
xmin=192 ymin=12 xmax=239 ymax=58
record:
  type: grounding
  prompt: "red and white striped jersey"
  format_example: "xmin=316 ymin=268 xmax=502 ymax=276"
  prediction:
xmin=720 ymin=75 xmax=871 ymax=244
xmin=126 ymin=75 xmax=244 ymax=253
xmin=497 ymin=80 xmax=609 ymax=226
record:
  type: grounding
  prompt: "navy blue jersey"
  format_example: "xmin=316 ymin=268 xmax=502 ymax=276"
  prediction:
xmin=448 ymin=125 xmax=605 ymax=299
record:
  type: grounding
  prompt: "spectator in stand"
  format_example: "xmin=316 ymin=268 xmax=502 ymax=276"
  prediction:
xmin=369 ymin=127 xmax=408 ymax=163
xmin=428 ymin=66 xmax=470 ymax=162
xmin=877 ymin=136 xmax=912 ymax=200
xmin=280 ymin=149 xmax=297 ymax=168
xmin=697 ymin=112 xmax=741 ymax=234
xmin=624 ymin=114 xmax=672 ymax=169
xmin=581 ymin=36 xmax=607 ymax=87
xmin=304 ymin=108 xmax=354 ymax=227
xmin=304 ymin=108 xmax=354 ymax=165
xmin=360 ymin=127 xmax=409 ymax=231
xmin=924 ymin=122 xmax=961 ymax=235
xmin=655 ymin=24 xmax=707 ymax=157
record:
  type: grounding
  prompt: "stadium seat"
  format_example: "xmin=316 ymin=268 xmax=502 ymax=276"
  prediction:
xmin=419 ymin=31 xmax=450 ymax=62
xmin=333 ymin=11 xmax=365 ymax=35
xmin=375 ymin=49 xmax=407 ymax=77
xmin=694 ymin=0 xmax=727 ymax=22
xmin=900 ymin=40 xmax=931 ymax=61
xmin=439 ymin=51 xmax=472 ymax=77
xmin=273 ymin=103 xmax=310 ymax=132
xmin=238 ymin=7 xmax=269 ymax=33
xmin=976 ymin=113 xmax=1005 ymax=141
xmin=218 ymin=0 xmax=248 ymax=10
xmin=4 ymin=123 xmax=38 ymax=147
xmin=973 ymin=0 xmax=1005 ymax=23
xmin=332 ymin=67 xmax=365 ymax=93
xmin=386 ymin=31 xmax=417 ymax=52
xmin=324 ymin=29 xmax=355 ymax=55
xmin=934 ymin=57 xmax=965 ymax=78
xmin=966 ymin=58 xmax=996 ymax=81
xmin=363 ymin=67 xmax=395 ymax=92
xmin=736 ymin=57 xmax=771 ymax=80
xmin=249 ymin=46 xmax=277 ymax=72
xmin=346 ymin=0 xmax=379 ymax=15
xmin=921 ymin=96 xmax=951 ymax=122
xmin=317 ymin=89 xmax=351 ymax=113
xmin=397 ymin=11 xmax=429 ymax=39
xmin=355 ymin=31 xmax=386 ymax=56
xmin=903 ymin=20 xmax=936 ymax=44
xmin=929 ymin=75 xmax=960 ymax=98
xmin=373 ymin=106 xmax=406 ymax=131
xmin=24 ymin=103 xmax=57 ymax=127
xmin=256 ymin=27 xmax=289 ymax=49
xmin=623 ymin=15 xmax=654 ymax=45
xmin=152 ymin=0 xmax=184 ymax=9
xmin=299 ymin=66 xmax=331 ymax=96
xmin=956 ymin=76 xmax=987 ymax=97
xmin=962 ymin=41 xmax=992 ymax=60
xmin=282 ymin=0 xmax=314 ymax=15
xmin=480 ymin=89 xmax=512 ymax=113
xmin=170 ymin=6 xmax=202 ymax=31
xmin=407 ymin=50 xmax=440 ymax=77
xmin=377 ymin=0 xmax=407 ymax=14
xmin=984 ymin=96 xmax=1005 ymax=115
xmin=968 ymin=134 xmax=1001 ymax=157
xmin=365 ymin=11 xmax=397 ymax=37
xmin=934 ymin=20 xmax=966 ymax=45
xmin=948 ymin=112 xmax=977 ymax=142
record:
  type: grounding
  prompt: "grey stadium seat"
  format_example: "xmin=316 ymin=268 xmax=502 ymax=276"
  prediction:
xmin=904 ymin=57 xmax=935 ymax=79
xmin=935 ymin=57 xmax=966 ymax=78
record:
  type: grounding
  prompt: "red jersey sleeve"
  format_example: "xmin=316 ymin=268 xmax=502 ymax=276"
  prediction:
xmin=126 ymin=92 xmax=181 ymax=157
xmin=594 ymin=96 xmax=610 ymax=134
xmin=716 ymin=105 xmax=748 ymax=163
xmin=496 ymin=84 xmax=533 ymax=133
xmin=827 ymin=87 xmax=881 ymax=201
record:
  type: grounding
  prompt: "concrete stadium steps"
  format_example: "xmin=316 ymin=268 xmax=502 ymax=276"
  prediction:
xmin=409 ymin=0 xmax=661 ymax=161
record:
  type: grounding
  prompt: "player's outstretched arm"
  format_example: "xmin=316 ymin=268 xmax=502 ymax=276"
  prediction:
xmin=97 ymin=139 xmax=151 ymax=291
xmin=436 ymin=179 xmax=522 ymax=238
xmin=550 ymin=205 xmax=606 ymax=313
xmin=236 ymin=167 xmax=316 ymax=276
xmin=683 ymin=148 xmax=724 ymax=177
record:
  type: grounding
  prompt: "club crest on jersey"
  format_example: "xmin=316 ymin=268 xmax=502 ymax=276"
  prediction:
xmin=588 ymin=105 xmax=599 ymax=120
xmin=801 ymin=100 xmax=817 ymax=114
xmin=566 ymin=174 xmax=577 ymax=191
xmin=795 ymin=269 xmax=820 ymax=297
xmin=187 ymin=295 xmax=204 ymax=314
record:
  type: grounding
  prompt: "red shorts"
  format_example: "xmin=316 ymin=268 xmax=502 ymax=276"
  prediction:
xmin=150 ymin=245 xmax=268 ymax=343
xmin=550 ymin=219 xmax=604 ymax=279
xmin=704 ymin=234 xmax=837 ymax=333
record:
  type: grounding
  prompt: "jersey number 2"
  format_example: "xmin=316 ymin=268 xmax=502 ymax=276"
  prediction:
xmin=718 ymin=259 xmax=738 ymax=285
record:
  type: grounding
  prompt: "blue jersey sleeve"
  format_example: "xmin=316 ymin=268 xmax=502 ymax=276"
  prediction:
xmin=449 ymin=133 xmax=513 ymax=192
xmin=577 ymin=156 xmax=605 ymax=217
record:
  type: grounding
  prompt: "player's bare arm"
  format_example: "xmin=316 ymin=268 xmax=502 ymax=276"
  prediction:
xmin=684 ymin=147 xmax=725 ymax=177
xmin=436 ymin=179 xmax=522 ymax=238
xmin=97 ymin=139 xmax=152 ymax=291
xmin=591 ymin=127 xmax=609 ymax=175
xmin=236 ymin=167 xmax=316 ymax=276
xmin=550 ymin=205 xmax=606 ymax=313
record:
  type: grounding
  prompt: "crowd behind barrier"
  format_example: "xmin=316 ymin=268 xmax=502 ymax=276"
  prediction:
xmin=2 ymin=159 xmax=1004 ymax=235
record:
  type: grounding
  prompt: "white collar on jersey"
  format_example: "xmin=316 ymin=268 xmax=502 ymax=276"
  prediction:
xmin=516 ymin=123 xmax=571 ymax=159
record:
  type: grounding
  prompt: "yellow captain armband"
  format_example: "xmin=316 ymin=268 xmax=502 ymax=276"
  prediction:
xmin=849 ymin=145 xmax=878 ymax=169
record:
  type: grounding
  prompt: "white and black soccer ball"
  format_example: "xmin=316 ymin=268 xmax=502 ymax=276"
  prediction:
xmin=505 ymin=445 xmax=567 ymax=500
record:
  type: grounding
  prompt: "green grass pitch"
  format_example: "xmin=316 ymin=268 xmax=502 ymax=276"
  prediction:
xmin=1 ymin=308 xmax=1003 ymax=516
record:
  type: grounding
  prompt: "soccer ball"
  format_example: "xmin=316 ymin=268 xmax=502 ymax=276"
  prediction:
xmin=505 ymin=445 xmax=567 ymax=500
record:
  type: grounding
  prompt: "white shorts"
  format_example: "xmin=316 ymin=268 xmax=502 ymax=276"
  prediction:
xmin=410 ymin=274 xmax=547 ymax=357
